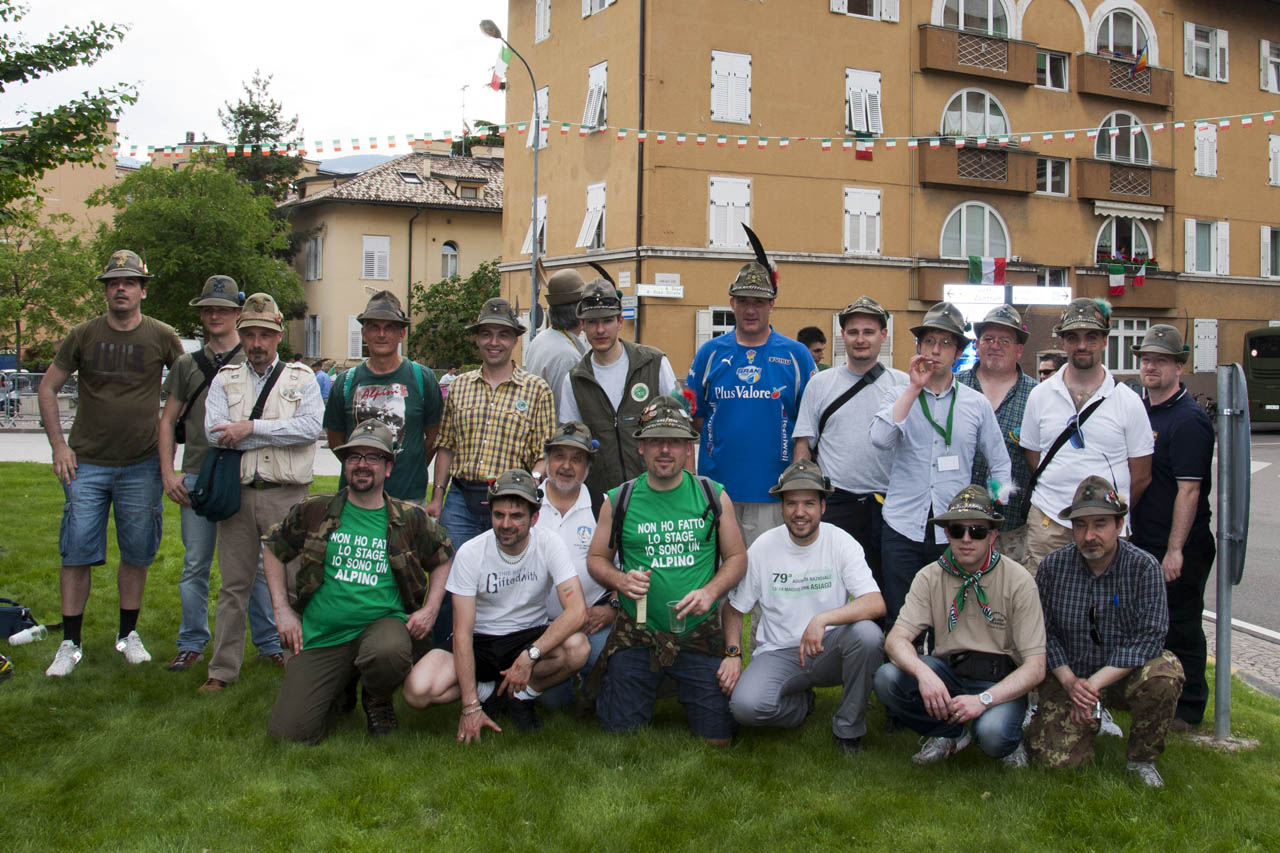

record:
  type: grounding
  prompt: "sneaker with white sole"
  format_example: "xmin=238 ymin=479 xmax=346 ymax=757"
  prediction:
xmin=1099 ymin=708 xmax=1123 ymax=737
xmin=115 ymin=631 xmax=152 ymax=664
xmin=1126 ymin=760 xmax=1165 ymax=788
xmin=1002 ymin=742 xmax=1029 ymax=768
xmin=45 ymin=640 xmax=83 ymax=677
xmin=912 ymin=727 xmax=973 ymax=765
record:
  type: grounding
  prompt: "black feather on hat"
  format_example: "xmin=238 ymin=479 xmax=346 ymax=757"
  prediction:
xmin=742 ymin=224 xmax=778 ymax=293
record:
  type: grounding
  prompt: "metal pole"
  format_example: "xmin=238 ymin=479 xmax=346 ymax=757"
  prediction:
xmin=498 ymin=37 xmax=540 ymax=343
xmin=1214 ymin=366 xmax=1233 ymax=740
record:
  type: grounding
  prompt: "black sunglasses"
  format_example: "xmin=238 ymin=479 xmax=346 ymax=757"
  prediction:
xmin=1088 ymin=604 xmax=1104 ymax=646
xmin=1067 ymin=413 xmax=1086 ymax=450
xmin=945 ymin=523 xmax=990 ymax=541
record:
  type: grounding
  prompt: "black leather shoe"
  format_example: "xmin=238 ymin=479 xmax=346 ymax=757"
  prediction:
xmin=362 ymin=688 xmax=398 ymax=736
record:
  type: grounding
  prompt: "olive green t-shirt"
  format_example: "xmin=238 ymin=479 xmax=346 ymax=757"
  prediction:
xmin=162 ymin=343 xmax=246 ymax=473
xmin=53 ymin=315 xmax=184 ymax=466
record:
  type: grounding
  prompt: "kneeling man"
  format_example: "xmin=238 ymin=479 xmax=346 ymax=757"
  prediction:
xmin=721 ymin=460 xmax=885 ymax=754
xmin=1026 ymin=475 xmax=1184 ymax=788
xmin=403 ymin=470 xmax=589 ymax=741
xmin=874 ymin=486 xmax=1045 ymax=766
xmin=263 ymin=420 xmax=454 ymax=743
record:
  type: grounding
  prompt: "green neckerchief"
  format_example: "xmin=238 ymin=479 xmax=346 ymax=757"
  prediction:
xmin=918 ymin=379 xmax=958 ymax=448
xmin=937 ymin=546 xmax=999 ymax=631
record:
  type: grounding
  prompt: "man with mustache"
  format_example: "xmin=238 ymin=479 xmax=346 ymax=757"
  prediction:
xmin=1026 ymin=476 xmax=1185 ymax=788
xmin=199 ymin=293 xmax=323 ymax=694
xmin=262 ymin=419 xmax=453 ymax=742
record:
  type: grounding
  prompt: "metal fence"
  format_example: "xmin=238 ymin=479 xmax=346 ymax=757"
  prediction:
xmin=0 ymin=372 xmax=78 ymax=428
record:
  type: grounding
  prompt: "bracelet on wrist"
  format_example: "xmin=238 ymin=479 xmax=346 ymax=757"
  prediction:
xmin=462 ymin=705 xmax=483 ymax=716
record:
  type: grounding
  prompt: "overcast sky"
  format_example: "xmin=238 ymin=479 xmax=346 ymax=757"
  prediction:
xmin=4 ymin=0 xmax=512 ymax=150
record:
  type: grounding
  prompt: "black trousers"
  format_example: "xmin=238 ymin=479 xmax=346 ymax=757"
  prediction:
xmin=822 ymin=490 xmax=885 ymax=591
xmin=1140 ymin=535 xmax=1216 ymax=724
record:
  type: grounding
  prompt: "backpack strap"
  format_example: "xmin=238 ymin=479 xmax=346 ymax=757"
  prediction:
xmin=176 ymin=345 xmax=242 ymax=428
xmin=409 ymin=360 xmax=425 ymax=397
xmin=607 ymin=479 xmax=638 ymax=558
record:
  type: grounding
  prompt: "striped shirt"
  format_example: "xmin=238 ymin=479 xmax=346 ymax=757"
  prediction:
xmin=437 ymin=366 xmax=554 ymax=480
xmin=957 ymin=364 xmax=1037 ymax=529
xmin=1037 ymin=539 xmax=1169 ymax=677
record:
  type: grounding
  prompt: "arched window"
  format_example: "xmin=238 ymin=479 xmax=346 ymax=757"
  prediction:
xmin=1095 ymin=111 xmax=1150 ymax=164
xmin=441 ymin=241 xmax=459 ymax=279
xmin=941 ymin=89 xmax=1010 ymax=138
xmin=943 ymin=0 xmax=1010 ymax=37
xmin=1095 ymin=217 xmax=1151 ymax=262
xmin=940 ymin=201 xmax=1010 ymax=258
xmin=1096 ymin=9 xmax=1147 ymax=58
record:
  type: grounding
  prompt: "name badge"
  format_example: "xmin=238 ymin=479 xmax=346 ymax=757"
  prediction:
xmin=936 ymin=455 xmax=960 ymax=472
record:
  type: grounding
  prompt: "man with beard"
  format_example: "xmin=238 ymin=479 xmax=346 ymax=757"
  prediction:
xmin=199 ymin=293 xmax=323 ymax=694
xmin=40 ymin=250 xmax=185 ymax=677
xmin=262 ymin=420 xmax=454 ymax=742
xmin=523 ymin=268 xmax=587 ymax=414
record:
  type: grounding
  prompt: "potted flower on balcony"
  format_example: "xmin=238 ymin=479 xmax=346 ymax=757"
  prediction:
xmin=1095 ymin=253 xmax=1159 ymax=272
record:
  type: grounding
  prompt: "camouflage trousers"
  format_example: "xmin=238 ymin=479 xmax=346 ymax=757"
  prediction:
xmin=1026 ymin=650 xmax=1184 ymax=766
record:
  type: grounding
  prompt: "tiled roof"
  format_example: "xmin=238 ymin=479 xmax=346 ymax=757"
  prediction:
xmin=279 ymin=151 xmax=503 ymax=212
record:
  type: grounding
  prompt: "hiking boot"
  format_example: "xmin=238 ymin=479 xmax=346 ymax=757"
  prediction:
xmin=508 ymin=697 xmax=543 ymax=732
xmin=1099 ymin=708 xmax=1123 ymax=737
xmin=912 ymin=728 xmax=972 ymax=765
xmin=1127 ymin=760 xmax=1165 ymax=788
xmin=168 ymin=650 xmax=203 ymax=672
xmin=115 ymin=631 xmax=152 ymax=665
xmin=45 ymin=640 xmax=83 ymax=677
xmin=1002 ymin=742 xmax=1029 ymax=769
xmin=362 ymin=688 xmax=398 ymax=736
xmin=834 ymin=735 xmax=863 ymax=755
xmin=1169 ymin=717 xmax=1197 ymax=734
xmin=259 ymin=652 xmax=286 ymax=669
xmin=197 ymin=678 xmax=229 ymax=694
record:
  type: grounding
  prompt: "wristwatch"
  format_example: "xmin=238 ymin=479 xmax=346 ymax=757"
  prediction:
xmin=527 ymin=645 xmax=542 ymax=663
xmin=607 ymin=597 xmax=620 ymax=610
xmin=979 ymin=691 xmax=994 ymax=707
xmin=724 ymin=645 xmax=742 ymax=658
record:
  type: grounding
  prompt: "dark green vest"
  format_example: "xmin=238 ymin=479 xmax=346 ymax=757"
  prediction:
xmin=568 ymin=338 xmax=665 ymax=495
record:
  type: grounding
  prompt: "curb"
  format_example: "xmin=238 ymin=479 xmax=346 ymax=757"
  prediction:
xmin=1204 ymin=610 xmax=1280 ymax=646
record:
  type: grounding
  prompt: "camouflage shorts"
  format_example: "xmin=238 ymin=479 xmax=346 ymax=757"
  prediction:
xmin=1026 ymin=649 xmax=1184 ymax=767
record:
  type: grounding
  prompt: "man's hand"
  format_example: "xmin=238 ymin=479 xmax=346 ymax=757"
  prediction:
xmin=946 ymin=694 xmax=988 ymax=724
xmin=52 ymin=444 xmax=77 ymax=485
xmin=906 ymin=354 xmax=934 ymax=392
xmin=618 ymin=569 xmax=651 ymax=601
xmin=1161 ymin=548 xmax=1184 ymax=583
xmin=210 ymin=420 xmax=255 ymax=448
xmin=162 ymin=471 xmax=190 ymax=507
xmin=457 ymin=709 xmax=501 ymax=744
xmin=425 ymin=495 xmax=443 ymax=520
xmin=717 ymin=656 xmax=742 ymax=696
xmin=798 ymin=617 xmax=827 ymax=666
xmin=406 ymin=604 xmax=439 ymax=640
xmin=275 ymin=608 xmax=303 ymax=655
xmin=1067 ymin=675 xmax=1101 ymax=725
xmin=497 ymin=651 xmax=534 ymax=696
xmin=917 ymin=667 xmax=953 ymax=721
xmin=583 ymin=604 xmax=616 ymax=635
xmin=675 ymin=587 xmax=716 ymax=619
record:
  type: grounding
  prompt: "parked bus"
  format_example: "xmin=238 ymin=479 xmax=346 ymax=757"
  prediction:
xmin=1244 ymin=326 xmax=1280 ymax=424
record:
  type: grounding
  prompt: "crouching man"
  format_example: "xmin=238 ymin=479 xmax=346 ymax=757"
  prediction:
xmin=263 ymin=420 xmax=454 ymax=743
xmin=874 ymin=486 xmax=1045 ymax=766
xmin=403 ymin=470 xmax=589 ymax=741
xmin=721 ymin=460 xmax=885 ymax=754
xmin=1026 ymin=475 xmax=1184 ymax=788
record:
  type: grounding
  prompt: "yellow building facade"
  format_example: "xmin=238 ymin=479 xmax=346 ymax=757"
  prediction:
xmin=497 ymin=0 xmax=1280 ymax=397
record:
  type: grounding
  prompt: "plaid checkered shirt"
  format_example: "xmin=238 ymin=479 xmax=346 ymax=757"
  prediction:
xmin=437 ymin=366 xmax=554 ymax=480
xmin=957 ymin=365 xmax=1037 ymax=529
xmin=1036 ymin=539 xmax=1169 ymax=677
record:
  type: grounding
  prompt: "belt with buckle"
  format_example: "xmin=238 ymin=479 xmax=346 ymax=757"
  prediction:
xmin=248 ymin=479 xmax=283 ymax=490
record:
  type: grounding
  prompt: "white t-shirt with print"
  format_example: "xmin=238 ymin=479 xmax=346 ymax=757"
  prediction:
xmin=447 ymin=526 xmax=578 ymax=636
xmin=538 ymin=485 xmax=606 ymax=617
xmin=729 ymin=522 xmax=880 ymax=654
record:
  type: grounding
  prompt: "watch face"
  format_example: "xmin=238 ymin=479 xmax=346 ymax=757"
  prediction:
xmin=979 ymin=691 xmax=993 ymax=706
xmin=528 ymin=646 xmax=541 ymax=661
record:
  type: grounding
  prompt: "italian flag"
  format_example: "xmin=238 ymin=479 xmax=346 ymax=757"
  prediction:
xmin=1133 ymin=262 xmax=1147 ymax=288
xmin=929 ymin=138 xmax=941 ymax=149
xmin=968 ymin=256 xmax=1006 ymax=285
xmin=820 ymin=138 xmax=832 ymax=151
xmin=1108 ymin=264 xmax=1126 ymax=297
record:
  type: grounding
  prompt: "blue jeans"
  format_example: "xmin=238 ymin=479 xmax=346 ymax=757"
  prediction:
xmin=539 ymin=626 xmax=611 ymax=710
xmin=873 ymin=656 xmax=1026 ymax=758
xmin=177 ymin=473 xmax=279 ymax=655
xmin=598 ymin=646 xmax=736 ymax=739
xmin=434 ymin=485 xmax=493 ymax=645
xmin=59 ymin=456 xmax=164 ymax=567
xmin=880 ymin=525 xmax=947 ymax=632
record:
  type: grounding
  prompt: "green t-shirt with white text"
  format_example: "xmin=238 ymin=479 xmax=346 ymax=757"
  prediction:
xmin=303 ymin=503 xmax=405 ymax=649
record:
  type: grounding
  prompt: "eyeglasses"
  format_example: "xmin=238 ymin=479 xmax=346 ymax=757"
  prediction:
xmin=945 ymin=523 xmax=990 ymax=541
xmin=979 ymin=335 xmax=1015 ymax=347
xmin=1067 ymin=413 xmax=1086 ymax=449
xmin=344 ymin=452 xmax=391 ymax=465
xmin=1088 ymin=604 xmax=1104 ymax=646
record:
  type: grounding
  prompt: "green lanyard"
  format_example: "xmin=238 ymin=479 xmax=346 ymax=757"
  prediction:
xmin=918 ymin=381 xmax=957 ymax=448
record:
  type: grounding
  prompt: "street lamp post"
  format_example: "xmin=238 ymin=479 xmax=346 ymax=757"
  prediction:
xmin=481 ymin=19 xmax=540 ymax=341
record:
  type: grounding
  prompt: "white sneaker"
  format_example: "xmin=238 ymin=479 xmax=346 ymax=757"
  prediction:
xmin=115 ymin=631 xmax=152 ymax=664
xmin=1126 ymin=760 xmax=1165 ymax=788
xmin=1002 ymin=742 xmax=1029 ymax=768
xmin=1022 ymin=703 xmax=1037 ymax=728
xmin=45 ymin=640 xmax=83 ymax=677
xmin=912 ymin=727 xmax=973 ymax=765
xmin=1100 ymin=708 xmax=1123 ymax=737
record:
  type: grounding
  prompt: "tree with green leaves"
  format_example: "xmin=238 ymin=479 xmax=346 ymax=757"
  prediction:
xmin=89 ymin=166 xmax=303 ymax=337
xmin=0 ymin=1 xmax=135 ymax=221
xmin=217 ymin=70 xmax=305 ymax=201
xmin=0 ymin=201 xmax=98 ymax=365
xmin=408 ymin=259 xmax=500 ymax=368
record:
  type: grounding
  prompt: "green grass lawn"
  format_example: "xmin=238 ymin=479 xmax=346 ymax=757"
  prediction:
xmin=1 ymin=460 xmax=1277 ymax=851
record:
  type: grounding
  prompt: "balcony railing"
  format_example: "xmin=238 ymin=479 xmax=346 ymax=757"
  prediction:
xmin=1075 ymin=158 xmax=1175 ymax=207
xmin=918 ymin=25 xmax=1036 ymax=85
xmin=917 ymin=143 xmax=1037 ymax=194
xmin=1076 ymin=53 xmax=1174 ymax=106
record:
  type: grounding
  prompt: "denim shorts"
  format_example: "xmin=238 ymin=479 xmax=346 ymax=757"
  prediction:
xmin=598 ymin=645 xmax=736 ymax=739
xmin=59 ymin=456 xmax=164 ymax=567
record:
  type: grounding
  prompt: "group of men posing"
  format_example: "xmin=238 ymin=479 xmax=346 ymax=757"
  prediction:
xmin=38 ymin=249 xmax=1214 ymax=789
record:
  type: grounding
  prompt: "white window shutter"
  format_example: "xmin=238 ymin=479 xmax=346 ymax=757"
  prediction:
xmin=830 ymin=0 xmax=847 ymax=13
xmin=878 ymin=315 xmax=893 ymax=368
xmin=522 ymin=221 xmax=536 ymax=255
xmin=1184 ymin=218 xmax=1197 ymax=271
xmin=582 ymin=0 xmax=591 ymax=17
xmin=1270 ymin=135 xmax=1280 ymax=185
xmin=848 ymin=87 xmax=867 ymax=133
xmin=535 ymin=0 xmax=550 ymax=42
xmin=575 ymin=209 xmax=597 ymax=248
xmin=314 ymin=315 xmax=323 ymax=358
xmin=830 ymin=314 xmax=847 ymax=367
xmin=1262 ymin=226 xmax=1273 ymax=277
xmin=1184 ymin=22 xmax=1196 ymax=76
xmin=348 ymin=316 xmax=363 ymax=360
xmin=695 ymin=309 xmax=713 ymax=351
xmin=866 ymin=90 xmax=883 ymax=134
xmin=1194 ymin=319 xmax=1218 ymax=374
xmin=1216 ymin=220 xmax=1231 ymax=275
xmin=1207 ymin=125 xmax=1218 ymax=176
xmin=1216 ymin=29 xmax=1230 ymax=82
xmin=1263 ymin=40 xmax=1273 ymax=90
xmin=1194 ymin=124 xmax=1217 ymax=176
xmin=582 ymin=84 xmax=602 ymax=127
xmin=711 ymin=51 xmax=750 ymax=123
xmin=881 ymin=0 xmax=899 ymax=22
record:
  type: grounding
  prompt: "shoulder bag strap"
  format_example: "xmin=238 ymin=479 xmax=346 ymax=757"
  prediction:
xmin=248 ymin=362 xmax=286 ymax=421
xmin=1025 ymin=397 xmax=1105 ymax=496
xmin=812 ymin=363 xmax=883 ymax=457
xmin=177 ymin=345 xmax=242 ymax=427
